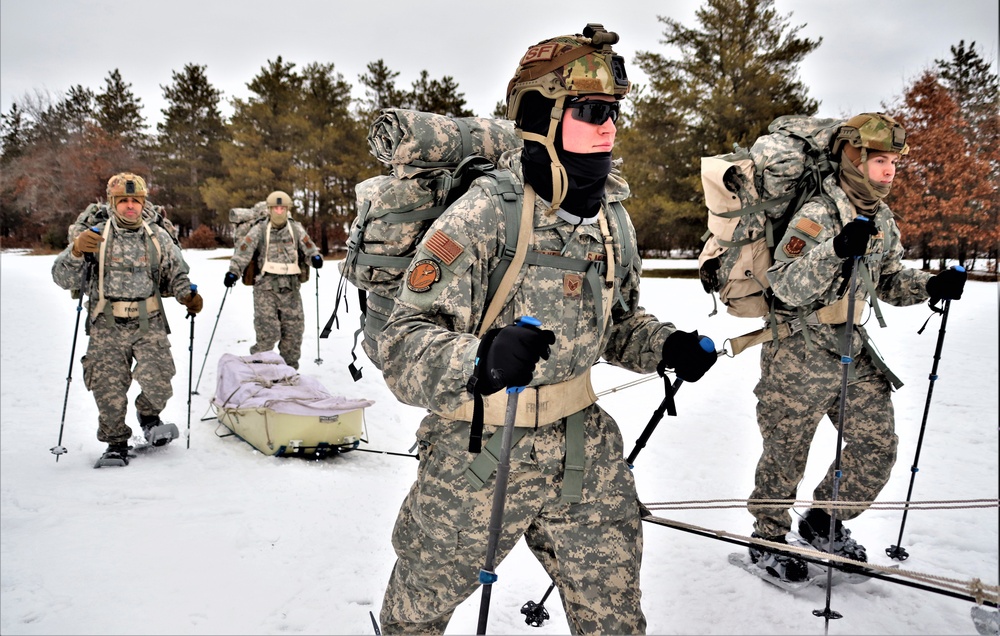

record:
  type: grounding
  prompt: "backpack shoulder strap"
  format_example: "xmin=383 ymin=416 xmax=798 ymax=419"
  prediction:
xmin=478 ymin=181 xmax=534 ymax=338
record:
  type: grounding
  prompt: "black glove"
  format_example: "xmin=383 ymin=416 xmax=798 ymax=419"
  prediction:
xmin=699 ymin=257 xmax=721 ymax=293
xmin=659 ymin=330 xmax=717 ymax=382
xmin=224 ymin=272 xmax=239 ymax=288
xmin=832 ymin=217 xmax=878 ymax=258
xmin=471 ymin=323 xmax=556 ymax=395
xmin=926 ymin=267 xmax=967 ymax=303
xmin=311 ymin=254 xmax=323 ymax=269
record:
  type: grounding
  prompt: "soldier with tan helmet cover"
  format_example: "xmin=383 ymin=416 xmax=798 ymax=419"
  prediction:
xmin=745 ymin=113 xmax=968 ymax=583
xmin=224 ymin=190 xmax=321 ymax=370
xmin=52 ymin=172 xmax=203 ymax=467
xmin=376 ymin=25 xmax=717 ymax=634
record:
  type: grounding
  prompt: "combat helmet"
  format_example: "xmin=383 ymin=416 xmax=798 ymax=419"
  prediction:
xmin=832 ymin=112 xmax=909 ymax=164
xmin=266 ymin=190 xmax=293 ymax=209
xmin=106 ymin=173 xmax=148 ymax=207
xmin=506 ymin=23 xmax=630 ymax=211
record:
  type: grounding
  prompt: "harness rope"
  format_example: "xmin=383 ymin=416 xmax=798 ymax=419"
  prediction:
xmin=641 ymin=512 xmax=999 ymax=606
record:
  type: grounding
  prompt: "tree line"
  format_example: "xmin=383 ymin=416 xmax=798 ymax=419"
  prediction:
xmin=1 ymin=0 xmax=996 ymax=271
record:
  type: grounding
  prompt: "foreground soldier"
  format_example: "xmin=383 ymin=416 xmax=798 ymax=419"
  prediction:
xmin=747 ymin=113 xmax=967 ymax=581
xmin=224 ymin=190 xmax=321 ymax=370
xmin=377 ymin=25 xmax=717 ymax=634
xmin=52 ymin=173 xmax=203 ymax=466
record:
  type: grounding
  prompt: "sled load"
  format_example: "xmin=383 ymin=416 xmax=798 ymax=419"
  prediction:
xmin=212 ymin=352 xmax=373 ymax=458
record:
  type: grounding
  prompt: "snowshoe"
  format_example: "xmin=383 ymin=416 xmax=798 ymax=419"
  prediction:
xmin=94 ymin=443 xmax=130 ymax=468
xmin=138 ymin=413 xmax=179 ymax=447
xmin=730 ymin=549 xmax=814 ymax=592
xmin=747 ymin=532 xmax=810 ymax=584
xmin=798 ymin=508 xmax=868 ymax=566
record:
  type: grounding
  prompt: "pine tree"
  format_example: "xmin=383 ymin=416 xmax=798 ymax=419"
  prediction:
xmin=154 ymin=63 xmax=227 ymax=238
xmin=357 ymin=60 xmax=406 ymax=123
xmin=95 ymin=69 xmax=148 ymax=150
xmin=407 ymin=71 xmax=475 ymax=117
xmin=619 ymin=0 xmax=820 ymax=254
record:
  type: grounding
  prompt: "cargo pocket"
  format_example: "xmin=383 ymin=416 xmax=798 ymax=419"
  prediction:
xmin=81 ymin=355 xmax=95 ymax=392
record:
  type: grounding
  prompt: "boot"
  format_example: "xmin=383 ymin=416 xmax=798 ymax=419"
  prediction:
xmin=97 ymin=442 xmax=130 ymax=467
xmin=798 ymin=508 xmax=868 ymax=564
xmin=748 ymin=532 xmax=809 ymax=582
xmin=137 ymin=413 xmax=178 ymax=447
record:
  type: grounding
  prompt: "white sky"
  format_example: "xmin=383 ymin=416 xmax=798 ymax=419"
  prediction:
xmin=1 ymin=0 xmax=998 ymax=130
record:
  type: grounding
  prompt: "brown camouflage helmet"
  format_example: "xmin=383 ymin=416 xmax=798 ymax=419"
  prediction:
xmin=266 ymin=190 xmax=292 ymax=209
xmin=106 ymin=172 xmax=148 ymax=207
xmin=506 ymin=23 xmax=631 ymax=122
xmin=833 ymin=113 xmax=910 ymax=164
xmin=505 ymin=24 xmax=630 ymax=211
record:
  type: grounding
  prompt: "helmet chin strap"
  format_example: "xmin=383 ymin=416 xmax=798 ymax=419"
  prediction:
xmin=519 ymin=95 xmax=569 ymax=213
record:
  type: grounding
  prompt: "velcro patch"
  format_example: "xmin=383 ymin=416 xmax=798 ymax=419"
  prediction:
xmin=783 ymin=236 xmax=806 ymax=258
xmin=564 ymin=273 xmax=583 ymax=297
xmin=794 ymin=218 xmax=824 ymax=238
xmin=407 ymin=259 xmax=441 ymax=293
xmin=521 ymin=43 xmax=559 ymax=65
xmin=425 ymin=231 xmax=463 ymax=265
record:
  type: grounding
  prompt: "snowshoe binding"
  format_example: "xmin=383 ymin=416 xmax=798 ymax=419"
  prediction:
xmin=798 ymin=508 xmax=868 ymax=567
xmin=138 ymin=413 xmax=179 ymax=447
xmin=739 ymin=532 xmax=811 ymax=589
xmin=94 ymin=442 xmax=130 ymax=468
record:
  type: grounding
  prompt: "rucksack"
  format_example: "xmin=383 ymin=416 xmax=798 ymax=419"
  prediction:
xmin=322 ymin=109 xmax=523 ymax=379
xmin=324 ymin=109 xmax=637 ymax=381
xmin=697 ymin=115 xmax=843 ymax=319
xmin=229 ymin=201 xmax=309 ymax=285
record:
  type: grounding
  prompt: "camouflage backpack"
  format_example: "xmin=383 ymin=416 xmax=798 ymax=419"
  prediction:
xmin=697 ymin=115 xmax=844 ymax=319
xmin=228 ymin=201 xmax=309 ymax=285
xmin=321 ymin=109 xmax=524 ymax=378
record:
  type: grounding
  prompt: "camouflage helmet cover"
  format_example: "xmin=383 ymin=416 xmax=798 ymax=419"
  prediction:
xmin=833 ymin=112 xmax=910 ymax=158
xmin=266 ymin=190 xmax=292 ymax=209
xmin=106 ymin=173 xmax=148 ymax=205
xmin=506 ymin=23 xmax=631 ymax=121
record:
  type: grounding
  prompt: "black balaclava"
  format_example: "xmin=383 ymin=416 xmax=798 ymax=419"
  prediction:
xmin=518 ymin=92 xmax=612 ymax=219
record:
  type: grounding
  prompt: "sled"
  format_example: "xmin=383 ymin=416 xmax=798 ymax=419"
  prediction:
xmin=212 ymin=352 xmax=374 ymax=458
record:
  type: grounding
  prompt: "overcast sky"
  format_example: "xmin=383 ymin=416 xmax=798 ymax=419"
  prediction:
xmin=1 ymin=0 xmax=997 ymax=131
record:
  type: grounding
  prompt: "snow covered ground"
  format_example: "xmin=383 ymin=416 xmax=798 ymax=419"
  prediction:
xmin=1 ymin=248 xmax=997 ymax=635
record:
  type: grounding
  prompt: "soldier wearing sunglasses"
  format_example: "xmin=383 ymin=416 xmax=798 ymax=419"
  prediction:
xmin=377 ymin=24 xmax=718 ymax=634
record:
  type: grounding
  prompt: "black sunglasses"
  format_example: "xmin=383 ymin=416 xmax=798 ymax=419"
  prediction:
xmin=566 ymin=100 xmax=620 ymax=125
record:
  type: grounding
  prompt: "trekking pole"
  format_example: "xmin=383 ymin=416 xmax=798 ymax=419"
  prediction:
xmin=51 ymin=251 xmax=94 ymax=461
xmin=186 ymin=284 xmax=197 ymax=450
xmin=625 ymin=336 xmax=720 ymax=468
xmin=314 ymin=269 xmax=323 ymax=365
xmin=191 ymin=286 xmax=229 ymax=395
xmin=886 ymin=266 xmax=964 ymax=561
xmin=814 ymin=229 xmax=869 ymax=625
xmin=477 ymin=316 xmax=539 ymax=635
xmin=520 ymin=580 xmax=556 ymax=627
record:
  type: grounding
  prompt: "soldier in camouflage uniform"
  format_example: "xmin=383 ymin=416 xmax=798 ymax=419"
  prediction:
xmin=377 ymin=25 xmax=718 ymax=634
xmin=747 ymin=113 xmax=968 ymax=581
xmin=52 ymin=173 xmax=203 ymax=465
xmin=223 ymin=190 xmax=322 ymax=370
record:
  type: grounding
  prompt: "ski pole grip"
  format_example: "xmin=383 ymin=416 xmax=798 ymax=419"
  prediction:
xmin=698 ymin=336 xmax=715 ymax=353
xmin=507 ymin=316 xmax=541 ymax=395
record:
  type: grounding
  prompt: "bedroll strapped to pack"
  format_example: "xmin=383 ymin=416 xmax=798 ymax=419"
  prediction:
xmin=229 ymin=201 xmax=309 ymax=285
xmin=698 ymin=115 xmax=843 ymax=319
xmin=323 ymin=109 xmax=523 ymax=378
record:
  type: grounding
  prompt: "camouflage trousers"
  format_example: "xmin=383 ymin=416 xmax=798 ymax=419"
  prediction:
xmin=749 ymin=325 xmax=897 ymax=538
xmin=380 ymin=405 xmax=645 ymax=635
xmin=81 ymin=314 xmax=176 ymax=445
xmin=250 ymin=282 xmax=304 ymax=369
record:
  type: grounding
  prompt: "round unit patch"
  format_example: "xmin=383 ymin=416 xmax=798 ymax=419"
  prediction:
xmin=407 ymin=259 xmax=441 ymax=293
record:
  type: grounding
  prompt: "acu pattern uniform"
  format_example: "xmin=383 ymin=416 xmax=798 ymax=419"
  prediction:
xmin=52 ymin=175 xmax=197 ymax=450
xmin=750 ymin=114 xmax=934 ymax=550
xmin=226 ymin=195 xmax=320 ymax=370
xmin=375 ymin=25 xmax=717 ymax=634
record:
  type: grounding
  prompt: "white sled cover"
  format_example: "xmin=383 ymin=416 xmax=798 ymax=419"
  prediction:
xmin=212 ymin=352 xmax=374 ymax=456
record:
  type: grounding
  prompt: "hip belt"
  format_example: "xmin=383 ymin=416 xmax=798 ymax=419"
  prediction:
xmin=110 ymin=297 xmax=160 ymax=319
xmin=438 ymin=367 xmax=597 ymax=428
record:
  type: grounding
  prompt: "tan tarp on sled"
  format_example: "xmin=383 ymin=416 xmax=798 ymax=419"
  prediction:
xmin=212 ymin=352 xmax=374 ymax=457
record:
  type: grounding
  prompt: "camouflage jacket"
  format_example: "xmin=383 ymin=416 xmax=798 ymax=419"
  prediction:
xmin=52 ymin=218 xmax=194 ymax=324
xmin=379 ymin=150 xmax=676 ymax=415
xmin=228 ymin=219 xmax=319 ymax=290
xmin=769 ymin=174 xmax=931 ymax=319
